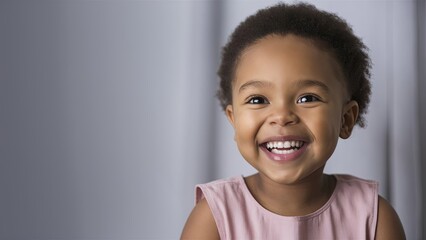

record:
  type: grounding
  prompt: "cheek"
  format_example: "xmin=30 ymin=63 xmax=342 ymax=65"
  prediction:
xmin=234 ymin=111 xmax=259 ymax=141
xmin=305 ymin=108 xmax=341 ymax=152
xmin=323 ymin=110 xmax=341 ymax=137
xmin=233 ymin=110 xmax=263 ymax=159
xmin=317 ymin=119 xmax=340 ymax=146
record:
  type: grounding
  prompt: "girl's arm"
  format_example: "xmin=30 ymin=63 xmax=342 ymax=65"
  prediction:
xmin=375 ymin=196 xmax=406 ymax=240
xmin=180 ymin=198 xmax=220 ymax=240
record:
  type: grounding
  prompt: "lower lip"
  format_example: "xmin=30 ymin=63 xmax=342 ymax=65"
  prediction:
xmin=260 ymin=143 xmax=308 ymax=163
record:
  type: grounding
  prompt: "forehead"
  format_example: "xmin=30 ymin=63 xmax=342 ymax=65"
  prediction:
xmin=234 ymin=34 xmax=345 ymax=91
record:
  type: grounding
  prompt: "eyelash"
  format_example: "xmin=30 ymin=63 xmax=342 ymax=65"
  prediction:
xmin=296 ymin=94 xmax=321 ymax=104
xmin=245 ymin=94 xmax=321 ymax=105
xmin=246 ymin=95 xmax=269 ymax=104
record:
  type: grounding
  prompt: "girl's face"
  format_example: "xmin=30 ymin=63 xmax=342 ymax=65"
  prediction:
xmin=226 ymin=34 xmax=359 ymax=185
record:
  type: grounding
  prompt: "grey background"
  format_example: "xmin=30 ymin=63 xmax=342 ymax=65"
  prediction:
xmin=0 ymin=0 xmax=424 ymax=239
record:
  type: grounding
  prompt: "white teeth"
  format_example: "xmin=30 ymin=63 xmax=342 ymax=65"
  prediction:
xmin=271 ymin=148 xmax=296 ymax=154
xmin=265 ymin=140 xmax=304 ymax=151
xmin=283 ymin=141 xmax=291 ymax=148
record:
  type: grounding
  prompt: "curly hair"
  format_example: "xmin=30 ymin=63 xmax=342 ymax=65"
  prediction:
xmin=217 ymin=2 xmax=371 ymax=127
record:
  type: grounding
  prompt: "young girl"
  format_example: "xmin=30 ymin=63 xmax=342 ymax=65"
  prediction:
xmin=181 ymin=3 xmax=405 ymax=239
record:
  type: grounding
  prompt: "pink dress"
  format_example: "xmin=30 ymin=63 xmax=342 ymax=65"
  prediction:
xmin=196 ymin=174 xmax=378 ymax=240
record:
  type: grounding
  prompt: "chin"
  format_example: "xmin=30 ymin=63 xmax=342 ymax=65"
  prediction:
xmin=263 ymin=171 xmax=305 ymax=185
xmin=264 ymin=167 xmax=324 ymax=185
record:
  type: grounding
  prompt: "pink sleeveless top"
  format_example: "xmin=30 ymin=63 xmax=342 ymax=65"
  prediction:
xmin=196 ymin=174 xmax=378 ymax=240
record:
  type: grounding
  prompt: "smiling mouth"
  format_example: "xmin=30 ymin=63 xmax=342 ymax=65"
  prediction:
xmin=264 ymin=140 xmax=305 ymax=154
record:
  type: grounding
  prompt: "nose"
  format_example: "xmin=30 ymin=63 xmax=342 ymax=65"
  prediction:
xmin=268 ymin=105 xmax=299 ymax=126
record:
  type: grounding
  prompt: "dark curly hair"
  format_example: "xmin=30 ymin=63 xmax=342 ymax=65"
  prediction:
xmin=217 ymin=2 xmax=371 ymax=127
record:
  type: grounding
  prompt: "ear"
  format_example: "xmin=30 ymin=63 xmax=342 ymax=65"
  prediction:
xmin=225 ymin=105 xmax=237 ymax=141
xmin=225 ymin=105 xmax=235 ymax=128
xmin=339 ymin=100 xmax=359 ymax=139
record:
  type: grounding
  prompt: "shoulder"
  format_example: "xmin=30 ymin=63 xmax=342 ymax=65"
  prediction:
xmin=181 ymin=198 xmax=220 ymax=240
xmin=333 ymin=175 xmax=405 ymax=239
xmin=196 ymin=176 xmax=244 ymax=203
xmin=182 ymin=176 xmax=243 ymax=240
xmin=375 ymin=195 xmax=406 ymax=240
xmin=334 ymin=174 xmax=378 ymax=186
xmin=333 ymin=174 xmax=378 ymax=206
xmin=334 ymin=174 xmax=378 ymax=202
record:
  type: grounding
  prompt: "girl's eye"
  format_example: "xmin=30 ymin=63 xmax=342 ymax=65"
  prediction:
xmin=297 ymin=95 xmax=320 ymax=104
xmin=247 ymin=96 xmax=269 ymax=104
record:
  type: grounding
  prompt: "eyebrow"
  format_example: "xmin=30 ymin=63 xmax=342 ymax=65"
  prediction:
xmin=238 ymin=79 xmax=330 ymax=93
xmin=296 ymin=79 xmax=330 ymax=92
xmin=238 ymin=80 xmax=273 ymax=93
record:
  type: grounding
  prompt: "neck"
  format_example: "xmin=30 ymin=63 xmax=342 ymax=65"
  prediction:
xmin=245 ymin=169 xmax=335 ymax=216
